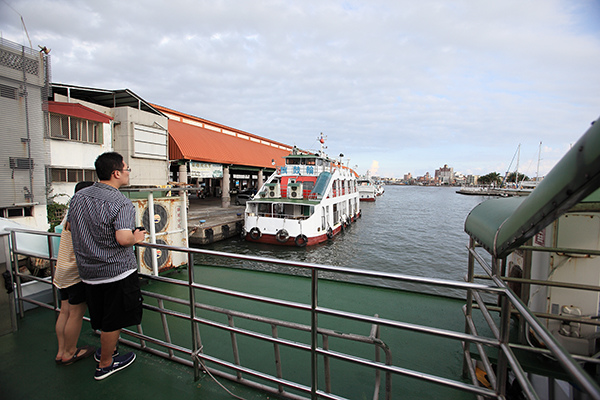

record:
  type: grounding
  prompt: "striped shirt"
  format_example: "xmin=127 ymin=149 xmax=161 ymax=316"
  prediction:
xmin=68 ymin=182 xmax=137 ymax=284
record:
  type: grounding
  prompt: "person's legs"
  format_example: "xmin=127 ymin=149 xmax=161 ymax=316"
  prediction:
xmin=55 ymin=300 xmax=70 ymax=361
xmin=99 ymin=330 xmax=121 ymax=368
xmin=60 ymin=302 xmax=87 ymax=361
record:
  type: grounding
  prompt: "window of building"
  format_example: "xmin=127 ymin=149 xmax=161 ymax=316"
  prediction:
xmin=49 ymin=113 xmax=102 ymax=144
xmin=50 ymin=168 xmax=96 ymax=183
xmin=0 ymin=206 xmax=33 ymax=218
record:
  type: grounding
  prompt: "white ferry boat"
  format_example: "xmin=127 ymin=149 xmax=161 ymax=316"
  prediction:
xmin=357 ymin=177 xmax=377 ymax=201
xmin=243 ymin=136 xmax=361 ymax=246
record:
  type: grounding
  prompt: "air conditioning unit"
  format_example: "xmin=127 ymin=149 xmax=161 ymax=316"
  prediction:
xmin=131 ymin=196 xmax=188 ymax=275
xmin=288 ymin=182 xmax=303 ymax=199
xmin=266 ymin=183 xmax=281 ymax=198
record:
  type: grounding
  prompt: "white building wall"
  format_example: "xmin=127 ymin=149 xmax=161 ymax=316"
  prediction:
xmin=0 ymin=38 xmax=50 ymax=230
xmin=113 ymin=107 xmax=169 ymax=186
xmin=48 ymin=94 xmax=113 ymax=204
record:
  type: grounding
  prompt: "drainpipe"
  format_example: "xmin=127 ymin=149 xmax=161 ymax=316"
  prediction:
xmin=21 ymin=46 xmax=34 ymax=203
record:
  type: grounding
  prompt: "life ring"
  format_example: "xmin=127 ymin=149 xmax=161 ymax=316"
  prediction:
xmin=295 ymin=234 xmax=308 ymax=247
xmin=276 ymin=229 xmax=289 ymax=243
xmin=249 ymin=227 xmax=261 ymax=240
xmin=326 ymin=228 xmax=333 ymax=239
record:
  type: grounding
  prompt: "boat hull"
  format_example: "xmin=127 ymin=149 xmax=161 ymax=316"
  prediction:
xmin=243 ymin=146 xmax=361 ymax=247
xmin=244 ymin=213 xmax=360 ymax=246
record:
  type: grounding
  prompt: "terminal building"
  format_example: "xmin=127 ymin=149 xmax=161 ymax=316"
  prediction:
xmin=152 ymin=104 xmax=291 ymax=207
xmin=0 ymin=37 xmax=294 ymax=230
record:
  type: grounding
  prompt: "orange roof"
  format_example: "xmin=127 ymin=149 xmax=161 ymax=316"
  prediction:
xmin=153 ymin=104 xmax=291 ymax=169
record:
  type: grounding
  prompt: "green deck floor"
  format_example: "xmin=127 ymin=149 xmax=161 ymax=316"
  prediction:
xmin=0 ymin=306 xmax=269 ymax=400
xmin=1 ymin=266 xmax=489 ymax=400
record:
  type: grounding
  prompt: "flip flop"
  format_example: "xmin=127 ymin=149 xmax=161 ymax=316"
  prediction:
xmin=62 ymin=345 xmax=96 ymax=366
xmin=55 ymin=358 xmax=63 ymax=365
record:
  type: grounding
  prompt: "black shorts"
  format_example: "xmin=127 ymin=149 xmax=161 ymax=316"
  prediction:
xmin=59 ymin=282 xmax=86 ymax=305
xmin=85 ymin=271 xmax=143 ymax=332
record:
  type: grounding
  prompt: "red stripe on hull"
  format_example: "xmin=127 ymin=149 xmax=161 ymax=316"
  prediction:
xmin=244 ymin=225 xmax=347 ymax=247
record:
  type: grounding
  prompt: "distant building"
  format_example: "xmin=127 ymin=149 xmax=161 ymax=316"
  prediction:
xmin=466 ymin=175 xmax=479 ymax=186
xmin=435 ymin=164 xmax=454 ymax=185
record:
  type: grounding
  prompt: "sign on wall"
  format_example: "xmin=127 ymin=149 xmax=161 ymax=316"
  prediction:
xmin=190 ymin=162 xmax=223 ymax=178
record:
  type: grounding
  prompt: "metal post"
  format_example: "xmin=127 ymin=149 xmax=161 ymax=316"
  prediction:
xmin=187 ymin=252 xmax=200 ymax=380
xmin=519 ymin=240 xmax=533 ymax=345
xmin=180 ymin=189 xmax=188 ymax=239
xmin=311 ymin=268 xmax=318 ymax=400
xmin=10 ymin=231 xmax=24 ymax=318
xmin=158 ymin=298 xmax=174 ymax=358
xmin=496 ymin=292 xmax=511 ymax=397
xmin=463 ymin=237 xmax=476 ymax=378
xmin=147 ymin=192 xmax=158 ymax=276
xmin=271 ymin=324 xmax=284 ymax=394
xmin=228 ymin=315 xmax=242 ymax=380
xmin=323 ymin=334 xmax=331 ymax=393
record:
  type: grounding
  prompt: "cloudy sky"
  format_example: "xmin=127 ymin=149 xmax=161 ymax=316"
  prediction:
xmin=2 ymin=0 xmax=599 ymax=178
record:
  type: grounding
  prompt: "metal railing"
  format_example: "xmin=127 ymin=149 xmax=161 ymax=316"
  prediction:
xmin=4 ymin=226 xmax=600 ymax=399
xmin=464 ymin=238 xmax=600 ymax=400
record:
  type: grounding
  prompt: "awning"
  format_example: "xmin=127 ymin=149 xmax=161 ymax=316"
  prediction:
xmin=48 ymin=101 xmax=113 ymax=124
xmin=465 ymin=117 xmax=600 ymax=258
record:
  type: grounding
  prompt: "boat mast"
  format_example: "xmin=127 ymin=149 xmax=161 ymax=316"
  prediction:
xmin=515 ymin=144 xmax=520 ymax=187
xmin=536 ymin=141 xmax=542 ymax=181
xmin=318 ymin=132 xmax=327 ymax=157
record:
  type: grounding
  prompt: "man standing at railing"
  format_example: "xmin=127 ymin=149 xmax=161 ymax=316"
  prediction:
xmin=68 ymin=152 xmax=146 ymax=380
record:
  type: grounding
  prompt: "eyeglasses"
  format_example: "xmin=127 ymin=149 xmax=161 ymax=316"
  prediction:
xmin=117 ymin=168 xmax=132 ymax=173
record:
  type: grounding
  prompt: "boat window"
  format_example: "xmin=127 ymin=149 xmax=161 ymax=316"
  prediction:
xmin=286 ymin=158 xmax=300 ymax=165
xmin=302 ymin=205 xmax=313 ymax=217
xmin=317 ymin=159 xmax=323 ymax=166
xmin=258 ymin=203 xmax=270 ymax=214
xmin=306 ymin=158 xmax=316 ymax=166
xmin=303 ymin=181 xmax=315 ymax=192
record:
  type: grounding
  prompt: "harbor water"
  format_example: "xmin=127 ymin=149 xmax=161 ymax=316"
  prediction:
xmin=200 ymin=185 xmax=490 ymax=297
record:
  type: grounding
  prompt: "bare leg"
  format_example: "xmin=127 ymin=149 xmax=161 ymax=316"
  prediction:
xmin=55 ymin=300 xmax=70 ymax=361
xmin=99 ymin=330 xmax=121 ymax=368
xmin=60 ymin=302 xmax=87 ymax=361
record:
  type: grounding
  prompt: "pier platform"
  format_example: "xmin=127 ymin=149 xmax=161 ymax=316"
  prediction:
xmin=186 ymin=195 xmax=245 ymax=245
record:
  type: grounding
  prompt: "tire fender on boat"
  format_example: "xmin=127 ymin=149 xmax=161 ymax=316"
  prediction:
xmin=249 ymin=227 xmax=261 ymax=240
xmin=276 ymin=229 xmax=289 ymax=243
xmin=326 ymin=227 xmax=333 ymax=239
xmin=240 ymin=228 xmax=247 ymax=239
xmin=295 ymin=234 xmax=308 ymax=247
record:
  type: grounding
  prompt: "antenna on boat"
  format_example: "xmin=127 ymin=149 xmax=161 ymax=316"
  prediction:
xmin=318 ymin=133 xmax=327 ymax=156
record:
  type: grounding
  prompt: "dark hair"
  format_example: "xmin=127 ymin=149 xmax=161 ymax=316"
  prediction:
xmin=74 ymin=181 xmax=94 ymax=193
xmin=95 ymin=152 xmax=124 ymax=180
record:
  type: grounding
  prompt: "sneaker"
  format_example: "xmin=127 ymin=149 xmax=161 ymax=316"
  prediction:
xmin=94 ymin=346 xmax=119 ymax=362
xmin=94 ymin=352 xmax=136 ymax=381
